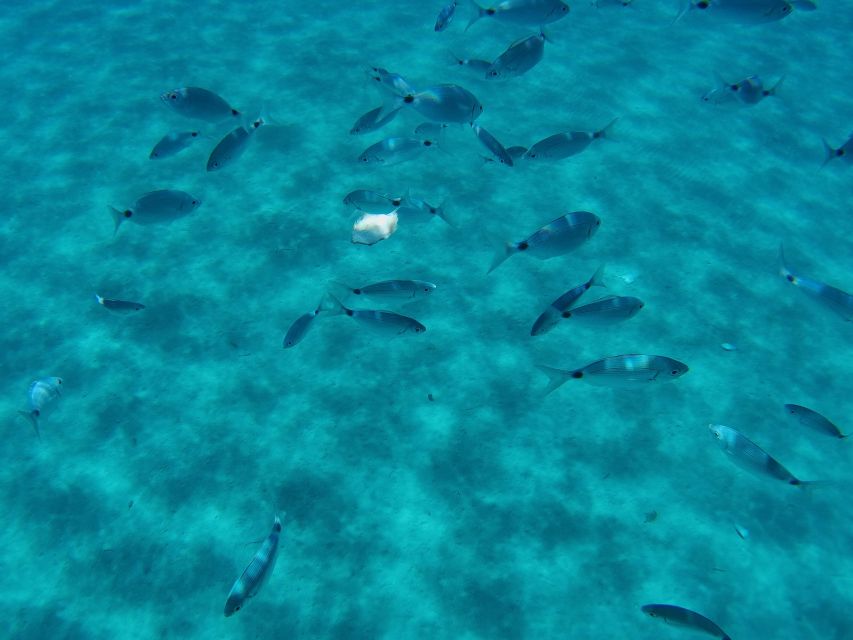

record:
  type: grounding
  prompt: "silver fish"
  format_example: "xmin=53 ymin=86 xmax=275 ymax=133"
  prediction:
xmin=357 ymin=136 xmax=439 ymax=166
xmin=435 ymin=1 xmax=458 ymax=30
xmin=367 ymin=67 xmax=417 ymax=97
xmin=709 ymin=423 xmax=810 ymax=486
xmin=224 ymin=515 xmax=282 ymax=617
xmin=471 ymin=123 xmax=513 ymax=166
xmin=538 ymin=355 xmax=688 ymax=394
xmin=409 ymin=84 xmax=484 ymax=124
xmin=563 ymin=295 xmax=644 ymax=325
xmin=486 ymin=31 xmax=547 ymax=79
xmin=488 ymin=211 xmax=601 ymax=273
xmin=524 ymin=119 xmax=617 ymax=161
xmin=350 ymin=105 xmax=401 ymax=135
xmin=413 ymin=122 xmax=449 ymax=139
xmin=675 ymin=0 xmax=811 ymax=25
xmin=821 ymin=133 xmax=853 ymax=167
xmin=330 ymin=279 xmax=436 ymax=300
xmin=593 ymin=0 xmax=634 ymax=7
xmin=322 ymin=295 xmax=426 ymax=335
xmin=18 ymin=376 xmax=63 ymax=439
xmin=108 ymin=190 xmax=202 ymax=235
xmin=530 ymin=266 xmax=605 ymax=336
xmin=702 ymin=74 xmax=783 ymax=105
xmin=207 ymin=116 xmax=267 ymax=172
xmin=283 ymin=309 xmax=320 ymax=349
xmin=95 ymin=294 xmax=145 ymax=314
xmin=779 ymin=244 xmax=853 ymax=321
xmin=160 ymin=87 xmax=239 ymax=122
xmin=783 ymin=404 xmax=847 ymax=439
xmin=449 ymin=52 xmax=493 ymax=75
xmin=642 ymin=604 xmax=731 ymax=640
xmin=467 ymin=0 xmax=571 ymax=30
xmin=149 ymin=130 xmax=202 ymax=159
xmin=343 ymin=190 xmax=404 ymax=213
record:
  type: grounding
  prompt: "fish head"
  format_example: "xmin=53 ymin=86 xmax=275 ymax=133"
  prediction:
xmin=160 ymin=88 xmax=186 ymax=107
xmin=708 ymin=423 xmax=727 ymax=443
xmin=223 ymin=584 xmax=246 ymax=617
xmin=666 ymin=361 xmax=689 ymax=379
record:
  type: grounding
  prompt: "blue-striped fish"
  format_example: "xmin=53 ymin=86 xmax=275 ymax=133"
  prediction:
xmin=207 ymin=116 xmax=268 ymax=172
xmin=108 ymin=190 xmax=202 ymax=235
xmin=331 ymin=279 xmax=436 ymax=300
xmin=160 ymin=87 xmax=239 ymax=122
xmin=779 ymin=244 xmax=853 ymax=321
xmin=708 ymin=423 xmax=812 ymax=486
xmin=530 ymin=266 xmax=605 ymax=336
xmin=642 ymin=604 xmax=731 ymax=640
xmin=322 ymin=295 xmax=426 ymax=335
xmin=564 ymin=295 xmax=644 ymax=325
xmin=224 ymin=515 xmax=282 ymax=617
xmin=435 ymin=1 xmax=458 ymax=30
xmin=783 ymin=404 xmax=847 ymax=439
xmin=538 ymin=355 xmax=688 ymax=394
xmin=18 ymin=376 xmax=63 ymax=439
xmin=488 ymin=211 xmax=601 ymax=273
xmin=524 ymin=119 xmax=617 ymax=161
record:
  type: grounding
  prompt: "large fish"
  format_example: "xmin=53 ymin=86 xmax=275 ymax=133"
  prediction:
xmin=779 ymin=244 xmax=853 ymax=321
xmin=783 ymin=404 xmax=847 ymax=439
xmin=538 ymin=355 xmax=688 ymax=394
xmin=530 ymin=266 xmax=605 ymax=336
xmin=488 ymin=211 xmax=601 ymax=273
xmin=108 ymin=190 xmax=202 ymax=235
xmin=524 ymin=119 xmax=617 ymax=161
xmin=18 ymin=376 xmax=63 ymax=439
xmin=485 ymin=31 xmax=548 ymax=79
xmin=466 ymin=0 xmax=570 ymax=30
xmin=224 ymin=515 xmax=282 ymax=616
xmin=708 ymin=423 xmax=812 ymax=485
xmin=641 ymin=604 xmax=731 ymax=640
xmin=563 ymin=295 xmax=644 ymax=325
xmin=321 ymin=295 xmax=426 ymax=335
xmin=160 ymin=87 xmax=239 ymax=122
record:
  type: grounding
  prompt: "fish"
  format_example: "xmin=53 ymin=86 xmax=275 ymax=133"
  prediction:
xmin=95 ymin=294 xmax=145 ymax=314
xmin=343 ymin=190 xmax=404 ymax=214
xmin=563 ymin=295 xmax=644 ymax=325
xmin=330 ymin=279 xmax=436 ymax=300
xmin=352 ymin=212 xmax=399 ymax=245
xmin=466 ymin=0 xmax=571 ymax=30
xmin=675 ymin=0 xmax=794 ymax=24
xmin=641 ymin=604 xmax=731 ymax=640
xmin=367 ymin=67 xmax=417 ymax=97
xmin=821 ymin=133 xmax=853 ymax=167
xmin=488 ymin=211 xmax=601 ymax=273
xmin=160 ymin=87 xmax=239 ymax=122
xmin=779 ymin=244 xmax=853 ymax=321
xmin=708 ymin=423 xmax=812 ymax=486
xmin=435 ymin=1 xmax=458 ymax=30
xmin=471 ymin=123 xmax=514 ymax=166
xmin=530 ymin=266 xmax=605 ymax=336
xmin=108 ymin=190 xmax=202 ymax=235
xmin=283 ymin=309 xmax=321 ymax=349
xmin=524 ymin=119 xmax=617 ymax=161
xmin=357 ymin=136 xmax=439 ymax=166
xmin=207 ymin=115 xmax=268 ymax=172
xmin=379 ymin=83 xmax=483 ymax=124
xmin=396 ymin=194 xmax=453 ymax=226
xmin=783 ymin=404 xmax=847 ymax=439
xmin=321 ymin=295 xmax=426 ymax=335
xmin=224 ymin=515 xmax=282 ymax=617
xmin=413 ymin=122 xmax=449 ymax=140
xmin=449 ymin=52 xmax=493 ymax=75
xmin=702 ymin=74 xmax=783 ymax=105
xmin=149 ymin=130 xmax=202 ymax=159
xmin=349 ymin=105 xmax=401 ymax=135
xmin=592 ymin=0 xmax=634 ymax=7
xmin=538 ymin=355 xmax=688 ymax=394
xmin=18 ymin=376 xmax=63 ymax=439
xmin=485 ymin=31 xmax=548 ymax=79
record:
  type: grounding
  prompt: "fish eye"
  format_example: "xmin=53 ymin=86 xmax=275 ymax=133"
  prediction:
xmin=518 ymin=241 xmax=529 ymax=251
xmin=192 ymin=200 xmax=198 ymax=205
xmin=561 ymin=311 xmax=571 ymax=318
xmin=697 ymin=0 xmax=709 ymax=8
xmin=671 ymin=369 xmax=679 ymax=375
xmin=169 ymin=93 xmax=177 ymax=100
xmin=124 ymin=211 xmax=133 ymax=218
xmin=191 ymin=132 xmax=198 ymax=137
xmin=730 ymin=84 xmax=739 ymax=91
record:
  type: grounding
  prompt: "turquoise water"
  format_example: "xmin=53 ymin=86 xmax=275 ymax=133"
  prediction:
xmin=2 ymin=1 xmax=852 ymax=638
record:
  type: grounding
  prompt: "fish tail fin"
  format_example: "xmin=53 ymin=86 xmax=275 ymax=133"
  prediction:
xmin=590 ymin=264 xmax=607 ymax=289
xmin=766 ymin=75 xmax=785 ymax=97
xmin=487 ymin=240 xmax=515 ymax=274
xmin=792 ymin=0 xmax=818 ymax=10
xmin=536 ymin=364 xmax=573 ymax=395
xmin=108 ymin=206 xmax=126 ymax=236
xmin=671 ymin=0 xmax=692 ymax=24
xmin=327 ymin=280 xmax=354 ymax=300
xmin=319 ymin=292 xmax=347 ymax=317
xmin=596 ymin=117 xmax=619 ymax=141
xmin=465 ymin=1 xmax=488 ymax=31
xmin=778 ymin=242 xmax=795 ymax=282
xmin=447 ymin=50 xmax=467 ymax=67
xmin=18 ymin=410 xmax=40 ymax=440
xmin=95 ymin=293 xmax=105 ymax=306
xmin=435 ymin=198 xmax=456 ymax=227
xmin=539 ymin=27 xmax=554 ymax=44
xmin=792 ymin=479 xmax=830 ymax=491
xmin=820 ymin=137 xmax=837 ymax=168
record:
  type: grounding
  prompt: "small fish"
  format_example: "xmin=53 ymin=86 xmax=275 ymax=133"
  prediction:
xmin=734 ymin=523 xmax=750 ymax=539
xmin=108 ymin=190 xmax=202 ymax=235
xmin=435 ymin=1 xmax=458 ymax=30
xmin=708 ymin=423 xmax=812 ymax=486
xmin=207 ymin=116 xmax=267 ymax=172
xmin=367 ymin=67 xmax=417 ymax=97
xmin=592 ymin=0 xmax=634 ymax=7
xmin=524 ymin=119 xmax=617 ymax=161
xmin=488 ymin=211 xmax=601 ymax=273
xmin=720 ymin=342 xmax=738 ymax=351
xmin=396 ymin=194 xmax=452 ymax=225
xmin=563 ymin=295 xmax=644 ymax=325
xmin=821 ymin=133 xmax=853 ymax=167
xmin=352 ymin=212 xmax=399 ymax=245
xmin=779 ymin=244 xmax=853 ymax=321
xmin=530 ymin=266 xmax=605 ymax=336
xmin=343 ymin=190 xmax=404 ymax=214
xmin=641 ymin=604 xmax=731 ymax=640
xmin=466 ymin=0 xmax=571 ymax=30
xmin=283 ymin=309 xmax=320 ymax=349
xmin=160 ymin=87 xmax=239 ymax=122
xmin=413 ymin=122 xmax=449 ymax=140
xmin=675 ymin=0 xmax=797 ymax=25
xmin=486 ymin=31 xmax=548 ymax=79
xmin=224 ymin=515 xmax=282 ymax=617
xmin=321 ymin=295 xmax=426 ymax=335
xmin=383 ymin=84 xmax=483 ymax=124
xmin=149 ymin=130 xmax=201 ymax=159
xmin=702 ymin=74 xmax=783 ymax=105
xmin=783 ymin=404 xmax=847 ymax=439
xmin=471 ymin=123 xmax=514 ymax=166
xmin=349 ymin=105 xmax=401 ymax=135
xmin=18 ymin=376 xmax=63 ymax=439
xmin=449 ymin=52 xmax=493 ymax=75
xmin=330 ymin=279 xmax=436 ymax=300
xmin=357 ymin=136 xmax=439 ymax=166
xmin=538 ymin=355 xmax=688 ymax=394
xmin=95 ymin=294 xmax=145 ymax=314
